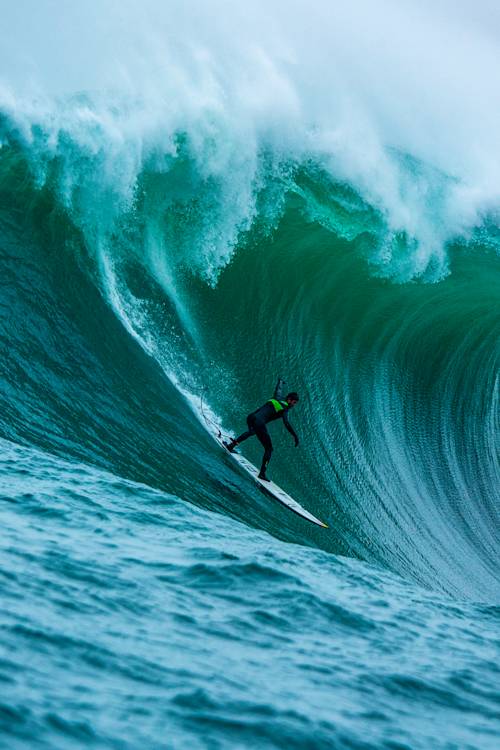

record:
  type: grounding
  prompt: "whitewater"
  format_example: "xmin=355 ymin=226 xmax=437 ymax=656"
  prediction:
xmin=0 ymin=1 xmax=499 ymax=748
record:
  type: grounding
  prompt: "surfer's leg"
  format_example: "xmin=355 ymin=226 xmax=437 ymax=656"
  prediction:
xmin=224 ymin=415 xmax=256 ymax=452
xmin=225 ymin=429 xmax=251 ymax=452
xmin=235 ymin=428 xmax=254 ymax=443
xmin=255 ymin=425 xmax=273 ymax=481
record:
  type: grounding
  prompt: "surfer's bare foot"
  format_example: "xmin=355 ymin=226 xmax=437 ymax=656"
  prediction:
xmin=258 ymin=472 xmax=270 ymax=482
xmin=224 ymin=440 xmax=238 ymax=453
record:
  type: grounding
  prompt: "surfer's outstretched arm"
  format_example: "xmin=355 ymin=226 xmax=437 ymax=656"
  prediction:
xmin=283 ymin=411 xmax=299 ymax=447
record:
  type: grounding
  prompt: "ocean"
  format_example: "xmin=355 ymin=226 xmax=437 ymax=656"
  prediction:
xmin=0 ymin=2 xmax=499 ymax=748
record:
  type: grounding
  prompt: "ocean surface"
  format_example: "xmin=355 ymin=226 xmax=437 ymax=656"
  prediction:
xmin=0 ymin=2 xmax=499 ymax=748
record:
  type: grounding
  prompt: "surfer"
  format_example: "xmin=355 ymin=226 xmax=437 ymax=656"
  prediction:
xmin=224 ymin=379 xmax=299 ymax=481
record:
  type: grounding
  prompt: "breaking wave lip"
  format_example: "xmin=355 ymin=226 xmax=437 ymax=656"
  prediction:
xmin=2 ymin=56 xmax=500 ymax=289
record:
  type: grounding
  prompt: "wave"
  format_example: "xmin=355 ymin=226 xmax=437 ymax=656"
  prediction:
xmin=0 ymin=1 xmax=499 ymax=600
xmin=0 ymin=125 xmax=498 ymax=603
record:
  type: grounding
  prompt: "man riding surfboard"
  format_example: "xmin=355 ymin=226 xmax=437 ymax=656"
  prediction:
xmin=224 ymin=378 xmax=299 ymax=481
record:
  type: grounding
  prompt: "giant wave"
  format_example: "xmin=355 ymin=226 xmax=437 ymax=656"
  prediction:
xmin=0 ymin=0 xmax=498 ymax=602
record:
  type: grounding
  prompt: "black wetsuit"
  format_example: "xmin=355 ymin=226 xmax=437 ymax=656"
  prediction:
xmin=234 ymin=379 xmax=299 ymax=476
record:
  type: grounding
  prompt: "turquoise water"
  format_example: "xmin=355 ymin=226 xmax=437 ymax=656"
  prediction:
xmin=1 ymin=440 xmax=499 ymax=750
xmin=1 ymin=2 xmax=500 ymax=747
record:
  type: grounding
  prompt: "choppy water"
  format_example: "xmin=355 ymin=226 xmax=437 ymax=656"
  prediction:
xmin=1 ymin=1 xmax=500 ymax=748
xmin=1 ymin=440 xmax=499 ymax=750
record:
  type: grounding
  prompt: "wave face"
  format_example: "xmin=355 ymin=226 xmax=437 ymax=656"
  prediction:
xmin=1 ymin=135 xmax=498 ymax=601
xmin=0 ymin=2 xmax=499 ymax=747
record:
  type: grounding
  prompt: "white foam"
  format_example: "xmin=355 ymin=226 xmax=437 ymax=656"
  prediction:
xmin=2 ymin=0 xmax=500 ymax=278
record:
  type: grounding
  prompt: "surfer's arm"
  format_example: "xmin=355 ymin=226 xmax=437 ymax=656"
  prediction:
xmin=283 ymin=411 xmax=299 ymax=446
xmin=273 ymin=377 xmax=286 ymax=399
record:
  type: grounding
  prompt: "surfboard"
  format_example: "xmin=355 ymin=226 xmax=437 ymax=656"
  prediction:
xmin=210 ymin=427 xmax=328 ymax=529
xmin=193 ymin=392 xmax=327 ymax=528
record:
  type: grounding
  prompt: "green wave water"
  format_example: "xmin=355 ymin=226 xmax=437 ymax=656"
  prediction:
xmin=0 ymin=3 xmax=499 ymax=746
xmin=2 ymin=139 xmax=497 ymax=597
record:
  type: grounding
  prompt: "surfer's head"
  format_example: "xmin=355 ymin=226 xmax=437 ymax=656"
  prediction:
xmin=286 ymin=392 xmax=299 ymax=407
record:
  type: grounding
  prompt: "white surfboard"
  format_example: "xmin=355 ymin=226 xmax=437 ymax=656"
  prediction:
xmin=198 ymin=404 xmax=328 ymax=528
xmin=217 ymin=433 xmax=328 ymax=528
